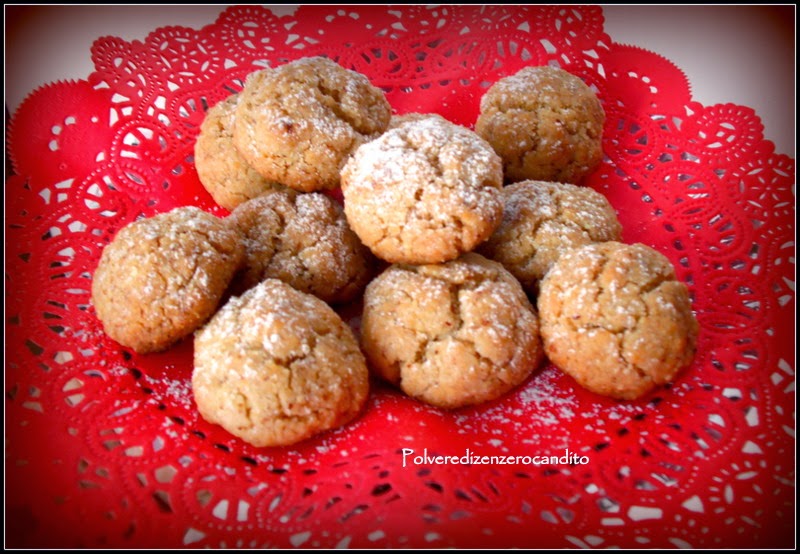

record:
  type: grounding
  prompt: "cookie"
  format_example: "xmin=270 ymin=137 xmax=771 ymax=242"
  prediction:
xmin=341 ymin=117 xmax=504 ymax=264
xmin=232 ymin=57 xmax=391 ymax=192
xmin=194 ymin=94 xmax=286 ymax=211
xmin=91 ymin=207 xmax=244 ymax=354
xmin=478 ymin=180 xmax=622 ymax=294
xmin=361 ymin=253 xmax=544 ymax=409
xmin=475 ymin=66 xmax=605 ymax=184
xmin=192 ymin=279 xmax=370 ymax=447
xmin=537 ymin=242 xmax=698 ymax=400
xmin=227 ymin=189 xmax=375 ymax=303
xmin=387 ymin=112 xmax=448 ymax=130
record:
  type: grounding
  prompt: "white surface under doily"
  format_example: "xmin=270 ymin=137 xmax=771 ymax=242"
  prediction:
xmin=5 ymin=5 xmax=795 ymax=157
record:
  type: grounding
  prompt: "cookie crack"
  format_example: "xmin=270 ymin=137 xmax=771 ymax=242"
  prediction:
xmin=638 ymin=274 xmax=670 ymax=297
xmin=397 ymin=131 xmax=445 ymax=180
xmin=452 ymin=335 xmax=505 ymax=383
xmin=394 ymin=279 xmax=468 ymax=395
xmin=152 ymin=232 xmax=203 ymax=321
xmin=191 ymin=226 xmax=232 ymax=257
xmin=316 ymin=82 xmax=368 ymax=143
xmin=499 ymin=107 xmax=541 ymax=168
xmin=330 ymin=256 xmax=370 ymax=300
xmin=235 ymin=391 xmax=255 ymax=431
xmin=612 ymin=331 xmax=652 ymax=383
xmin=449 ymin=283 xmax=466 ymax=334
xmin=280 ymin=329 xmax=324 ymax=371
xmin=550 ymin=186 xmax=569 ymax=221
xmin=253 ymin=203 xmax=289 ymax=277
xmin=449 ymin=213 xmax=469 ymax=252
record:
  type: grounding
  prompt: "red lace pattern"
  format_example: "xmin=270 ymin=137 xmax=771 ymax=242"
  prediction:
xmin=6 ymin=6 xmax=795 ymax=548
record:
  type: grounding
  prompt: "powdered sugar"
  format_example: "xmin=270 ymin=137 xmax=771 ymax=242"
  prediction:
xmin=459 ymin=366 xmax=577 ymax=433
xmin=342 ymin=117 xmax=503 ymax=264
xmin=145 ymin=373 xmax=194 ymax=410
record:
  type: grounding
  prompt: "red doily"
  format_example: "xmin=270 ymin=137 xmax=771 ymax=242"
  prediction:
xmin=5 ymin=6 xmax=795 ymax=549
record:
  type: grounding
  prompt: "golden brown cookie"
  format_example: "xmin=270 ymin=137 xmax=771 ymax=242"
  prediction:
xmin=361 ymin=253 xmax=544 ymax=409
xmin=341 ymin=117 xmax=504 ymax=265
xmin=91 ymin=207 xmax=244 ymax=353
xmin=475 ymin=66 xmax=605 ymax=184
xmin=478 ymin=180 xmax=622 ymax=294
xmin=194 ymin=94 xmax=286 ymax=211
xmin=227 ymin=189 xmax=375 ymax=303
xmin=537 ymin=242 xmax=698 ymax=400
xmin=192 ymin=279 xmax=370 ymax=447
xmin=232 ymin=58 xmax=391 ymax=192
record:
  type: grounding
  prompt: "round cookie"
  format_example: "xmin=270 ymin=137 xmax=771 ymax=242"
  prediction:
xmin=91 ymin=207 xmax=244 ymax=354
xmin=475 ymin=66 xmax=605 ymax=184
xmin=227 ymin=189 xmax=375 ymax=303
xmin=233 ymin=57 xmax=391 ymax=192
xmin=361 ymin=253 xmax=544 ymax=409
xmin=194 ymin=94 xmax=286 ymax=211
xmin=478 ymin=180 xmax=622 ymax=293
xmin=537 ymin=242 xmax=698 ymax=400
xmin=341 ymin=117 xmax=504 ymax=265
xmin=192 ymin=279 xmax=370 ymax=447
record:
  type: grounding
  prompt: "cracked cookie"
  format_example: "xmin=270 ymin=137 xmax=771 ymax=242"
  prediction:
xmin=478 ymin=180 xmax=622 ymax=294
xmin=227 ymin=189 xmax=375 ymax=303
xmin=538 ymin=242 xmax=698 ymax=400
xmin=91 ymin=207 xmax=244 ymax=353
xmin=361 ymin=253 xmax=544 ymax=409
xmin=475 ymin=65 xmax=605 ymax=184
xmin=341 ymin=117 xmax=504 ymax=265
xmin=232 ymin=57 xmax=391 ymax=192
xmin=192 ymin=279 xmax=370 ymax=447
xmin=194 ymin=94 xmax=286 ymax=211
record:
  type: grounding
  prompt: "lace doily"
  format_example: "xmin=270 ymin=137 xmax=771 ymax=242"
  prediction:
xmin=6 ymin=6 xmax=795 ymax=549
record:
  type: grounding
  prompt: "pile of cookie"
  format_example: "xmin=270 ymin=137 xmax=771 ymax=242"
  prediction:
xmin=91 ymin=57 xmax=698 ymax=447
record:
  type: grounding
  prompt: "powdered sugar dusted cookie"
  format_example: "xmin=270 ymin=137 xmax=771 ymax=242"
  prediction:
xmin=478 ymin=180 xmax=622 ymax=294
xmin=538 ymin=242 xmax=698 ymax=400
xmin=476 ymin=66 xmax=605 ymax=184
xmin=192 ymin=279 xmax=370 ymax=447
xmin=194 ymin=94 xmax=286 ymax=211
xmin=91 ymin=207 xmax=244 ymax=353
xmin=233 ymin=57 xmax=391 ymax=192
xmin=227 ymin=189 xmax=375 ymax=303
xmin=341 ymin=117 xmax=504 ymax=264
xmin=361 ymin=253 xmax=544 ymax=409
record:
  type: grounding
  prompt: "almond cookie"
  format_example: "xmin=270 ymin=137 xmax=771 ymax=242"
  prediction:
xmin=192 ymin=279 xmax=369 ymax=447
xmin=538 ymin=242 xmax=698 ymax=400
xmin=227 ymin=189 xmax=375 ymax=303
xmin=194 ymin=94 xmax=286 ymax=211
xmin=341 ymin=117 xmax=504 ymax=265
xmin=478 ymin=180 xmax=622 ymax=294
xmin=476 ymin=66 xmax=605 ymax=184
xmin=232 ymin=57 xmax=391 ymax=192
xmin=91 ymin=207 xmax=244 ymax=353
xmin=361 ymin=253 xmax=544 ymax=409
